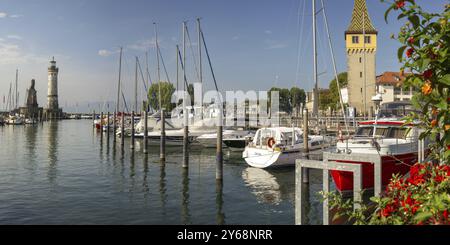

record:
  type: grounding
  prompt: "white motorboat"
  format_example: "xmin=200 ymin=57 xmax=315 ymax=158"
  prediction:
xmin=25 ymin=118 xmax=37 ymax=124
xmin=197 ymin=129 xmax=252 ymax=148
xmin=330 ymin=101 xmax=427 ymax=192
xmin=5 ymin=115 xmax=24 ymax=125
xmin=243 ymin=127 xmax=328 ymax=168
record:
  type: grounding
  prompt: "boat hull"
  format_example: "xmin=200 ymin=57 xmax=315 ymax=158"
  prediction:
xmin=243 ymin=148 xmax=303 ymax=168
xmin=330 ymin=152 xmax=417 ymax=192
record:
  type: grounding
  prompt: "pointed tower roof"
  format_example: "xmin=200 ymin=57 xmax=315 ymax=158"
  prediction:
xmin=346 ymin=0 xmax=377 ymax=34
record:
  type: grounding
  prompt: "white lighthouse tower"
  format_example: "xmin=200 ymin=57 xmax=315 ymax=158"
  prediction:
xmin=45 ymin=57 xmax=62 ymax=119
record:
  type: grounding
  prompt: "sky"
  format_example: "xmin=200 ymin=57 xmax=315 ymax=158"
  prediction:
xmin=0 ymin=0 xmax=447 ymax=112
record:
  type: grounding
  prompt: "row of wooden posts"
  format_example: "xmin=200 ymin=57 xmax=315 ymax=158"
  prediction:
xmin=92 ymin=109 xmax=224 ymax=181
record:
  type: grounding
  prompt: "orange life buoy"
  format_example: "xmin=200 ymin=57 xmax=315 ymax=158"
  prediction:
xmin=267 ymin=137 xmax=276 ymax=148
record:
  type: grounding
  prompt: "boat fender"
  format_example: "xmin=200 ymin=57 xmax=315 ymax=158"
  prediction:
xmin=267 ymin=137 xmax=276 ymax=149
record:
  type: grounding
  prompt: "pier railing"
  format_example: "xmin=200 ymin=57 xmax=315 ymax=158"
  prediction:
xmin=295 ymin=152 xmax=382 ymax=225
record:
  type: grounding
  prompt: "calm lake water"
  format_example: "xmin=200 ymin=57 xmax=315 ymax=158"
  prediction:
xmin=0 ymin=120 xmax=325 ymax=224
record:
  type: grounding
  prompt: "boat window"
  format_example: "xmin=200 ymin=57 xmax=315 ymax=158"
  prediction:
xmin=282 ymin=132 xmax=294 ymax=144
xmin=388 ymin=127 xmax=407 ymax=139
xmin=355 ymin=127 xmax=373 ymax=137
xmin=374 ymin=127 xmax=389 ymax=137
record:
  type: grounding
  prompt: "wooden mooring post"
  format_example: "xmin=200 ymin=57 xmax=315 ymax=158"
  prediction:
xmin=113 ymin=111 xmax=117 ymax=144
xmin=100 ymin=112 xmax=103 ymax=141
xmin=182 ymin=126 xmax=189 ymax=168
xmin=92 ymin=110 xmax=95 ymax=128
xmin=130 ymin=111 xmax=135 ymax=150
xmin=121 ymin=112 xmax=125 ymax=147
xmin=160 ymin=109 xmax=166 ymax=162
xmin=302 ymin=109 xmax=309 ymax=184
xmin=143 ymin=110 xmax=148 ymax=154
xmin=216 ymin=113 xmax=223 ymax=181
xmin=107 ymin=112 xmax=110 ymax=132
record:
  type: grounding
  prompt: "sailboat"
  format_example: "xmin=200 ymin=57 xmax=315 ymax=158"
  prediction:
xmin=243 ymin=0 xmax=330 ymax=168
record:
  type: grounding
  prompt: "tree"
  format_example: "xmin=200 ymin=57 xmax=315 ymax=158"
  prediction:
xmin=328 ymin=72 xmax=348 ymax=112
xmin=268 ymin=87 xmax=292 ymax=114
xmin=290 ymin=87 xmax=306 ymax=117
xmin=147 ymin=81 xmax=175 ymax=111
xmin=318 ymin=89 xmax=333 ymax=112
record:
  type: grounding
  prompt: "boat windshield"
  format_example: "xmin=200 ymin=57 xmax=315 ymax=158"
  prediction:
xmin=388 ymin=127 xmax=408 ymax=139
xmin=374 ymin=127 xmax=389 ymax=137
xmin=355 ymin=127 xmax=373 ymax=137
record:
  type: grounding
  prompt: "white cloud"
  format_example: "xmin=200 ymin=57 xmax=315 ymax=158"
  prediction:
xmin=127 ymin=38 xmax=157 ymax=51
xmin=264 ymin=30 xmax=273 ymax=35
xmin=9 ymin=14 xmax=23 ymax=18
xmin=232 ymin=36 xmax=240 ymax=41
xmin=98 ymin=49 xmax=114 ymax=57
xmin=0 ymin=12 xmax=7 ymax=18
xmin=0 ymin=39 xmax=48 ymax=65
xmin=264 ymin=39 xmax=287 ymax=50
xmin=98 ymin=49 xmax=121 ymax=57
xmin=7 ymin=35 xmax=22 ymax=40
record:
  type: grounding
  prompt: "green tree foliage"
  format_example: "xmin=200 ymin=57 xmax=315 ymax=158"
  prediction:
xmin=319 ymin=89 xmax=333 ymax=112
xmin=328 ymin=72 xmax=348 ymax=111
xmin=290 ymin=87 xmax=306 ymax=116
xmin=147 ymin=81 xmax=175 ymax=111
xmin=268 ymin=87 xmax=292 ymax=114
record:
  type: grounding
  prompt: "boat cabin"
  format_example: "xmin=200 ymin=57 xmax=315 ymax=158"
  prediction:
xmin=251 ymin=127 xmax=304 ymax=147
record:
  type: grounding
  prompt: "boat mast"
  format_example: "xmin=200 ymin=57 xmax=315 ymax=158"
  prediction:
xmin=183 ymin=21 xmax=188 ymax=125
xmin=320 ymin=0 xmax=350 ymax=137
xmin=176 ymin=45 xmax=179 ymax=92
xmin=154 ymin=22 xmax=162 ymax=111
xmin=197 ymin=18 xmax=203 ymax=116
xmin=312 ymin=0 xmax=319 ymax=119
xmin=116 ymin=47 xmax=123 ymax=113
xmin=15 ymin=69 xmax=18 ymax=110
xmin=135 ymin=56 xmax=138 ymax=113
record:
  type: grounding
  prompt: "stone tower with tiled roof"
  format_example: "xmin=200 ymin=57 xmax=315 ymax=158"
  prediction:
xmin=345 ymin=0 xmax=377 ymax=116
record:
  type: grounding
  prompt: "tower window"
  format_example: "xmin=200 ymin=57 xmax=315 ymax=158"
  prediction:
xmin=360 ymin=72 xmax=363 ymax=78
xmin=352 ymin=36 xmax=359 ymax=44
xmin=359 ymin=57 xmax=362 ymax=63
xmin=365 ymin=36 xmax=371 ymax=44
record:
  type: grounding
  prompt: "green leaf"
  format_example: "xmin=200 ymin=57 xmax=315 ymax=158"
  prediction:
xmin=438 ymin=74 xmax=450 ymax=86
xmin=398 ymin=46 xmax=407 ymax=61
xmin=414 ymin=212 xmax=433 ymax=222
xmin=435 ymin=99 xmax=448 ymax=110
xmin=409 ymin=15 xmax=420 ymax=28
xmin=385 ymin=5 xmax=395 ymax=23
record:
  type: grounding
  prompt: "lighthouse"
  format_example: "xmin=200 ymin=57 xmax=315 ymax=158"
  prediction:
xmin=45 ymin=57 xmax=63 ymax=119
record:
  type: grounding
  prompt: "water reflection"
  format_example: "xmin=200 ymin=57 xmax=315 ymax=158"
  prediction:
xmin=142 ymin=155 xmax=149 ymax=193
xmin=241 ymin=167 xmax=295 ymax=205
xmin=47 ymin=121 xmax=59 ymax=183
xmin=24 ymin=125 xmax=38 ymax=171
xmin=181 ymin=168 xmax=190 ymax=224
xmin=159 ymin=161 xmax=167 ymax=215
xmin=216 ymin=180 xmax=225 ymax=225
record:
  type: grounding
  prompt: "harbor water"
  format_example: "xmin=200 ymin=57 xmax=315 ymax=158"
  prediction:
xmin=0 ymin=120 xmax=326 ymax=224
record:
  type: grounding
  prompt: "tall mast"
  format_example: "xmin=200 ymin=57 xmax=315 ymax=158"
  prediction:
xmin=197 ymin=18 xmax=203 ymax=110
xmin=116 ymin=47 xmax=123 ymax=113
xmin=176 ymin=45 xmax=180 ymax=92
xmin=145 ymin=52 xmax=149 ymax=90
xmin=135 ymin=56 xmax=138 ymax=112
xmin=15 ymin=69 xmax=18 ymax=110
xmin=312 ymin=0 xmax=319 ymax=117
xmin=154 ymin=22 xmax=162 ymax=111
xmin=183 ymin=21 xmax=188 ymax=125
